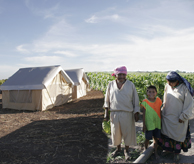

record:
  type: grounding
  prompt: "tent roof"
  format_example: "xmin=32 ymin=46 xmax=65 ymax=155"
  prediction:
xmin=64 ymin=68 xmax=89 ymax=86
xmin=0 ymin=65 xmax=74 ymax=90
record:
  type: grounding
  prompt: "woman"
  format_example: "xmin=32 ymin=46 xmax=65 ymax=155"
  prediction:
xmin=159 ymin=71 xmax=194 ymax=161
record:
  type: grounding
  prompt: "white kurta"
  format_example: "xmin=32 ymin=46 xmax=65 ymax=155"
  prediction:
xmin=103 ymin=80 xmax=140 ymax=146
xmin=161 ymin=83 xmax=193 ymax=142
xmin=103 ymin=80 xmax=140 ymax=113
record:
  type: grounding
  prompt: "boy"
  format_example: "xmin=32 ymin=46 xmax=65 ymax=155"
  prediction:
xmin=140 ymin=85 xmax=162 ymax=159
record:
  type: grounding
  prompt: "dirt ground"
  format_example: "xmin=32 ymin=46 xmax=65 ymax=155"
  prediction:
xmin=0 ymin=90 xmax=108 ymax=164
xmin=1 ymin=90 xmax=193 ymax=164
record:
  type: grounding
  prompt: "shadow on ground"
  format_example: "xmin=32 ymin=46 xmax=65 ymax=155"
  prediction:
xmin=0 ymin=115 xmax=108 ymax=164
xmin=50 ymin=98 xmax=104 ymax=115
xmin=0 ymin=90 xmax=108 ymax=163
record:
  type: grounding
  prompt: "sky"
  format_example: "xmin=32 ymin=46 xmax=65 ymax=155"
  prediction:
xmin=1 ymin=0 xmax=194 ymax=79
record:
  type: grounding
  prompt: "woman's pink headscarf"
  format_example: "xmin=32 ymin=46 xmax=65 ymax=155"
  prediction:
xmin=111 ymin=66 xmax=127 ymax=77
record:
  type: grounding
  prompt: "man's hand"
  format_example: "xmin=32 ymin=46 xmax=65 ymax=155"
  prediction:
xmin=134 ymin=112 xmax=139 ymax=122
xmin=179 ymin=119 xmax=184 ymax=123
xmin=104 ymin=108 xmax=109 ymax=121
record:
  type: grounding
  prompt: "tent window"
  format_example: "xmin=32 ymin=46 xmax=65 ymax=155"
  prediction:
xmin=10 ymin=90 xmax=32 ymax=103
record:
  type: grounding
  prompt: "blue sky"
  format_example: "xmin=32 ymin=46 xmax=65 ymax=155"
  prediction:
xmin=1 ymin=0 xmax=194 ymax=79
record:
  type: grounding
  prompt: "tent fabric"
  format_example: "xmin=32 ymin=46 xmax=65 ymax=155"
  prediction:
xmin=0 ymin=65 xmax=74 ymax=90
xmin=64 ymin=68 xmax=89 ymax=86
xmin=42 ymin=72 xmax=72 ymax=110
xmin=77 ymin=77 xmax=87 ymax=98
xmin=64 ymin=68 xmax=89 ymax=99
xmin=2 ymin=90 xmax=42 ymax=110
xmin=0 ymin=65 xmax=74 ymax=111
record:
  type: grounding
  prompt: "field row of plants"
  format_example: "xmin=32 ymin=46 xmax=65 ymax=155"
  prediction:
xmin=86 ymin=72 xmax=194 ymax=103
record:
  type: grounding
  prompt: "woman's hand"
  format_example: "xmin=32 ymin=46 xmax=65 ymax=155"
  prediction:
xmin=179 ymin=119 xmax=184 ymax=123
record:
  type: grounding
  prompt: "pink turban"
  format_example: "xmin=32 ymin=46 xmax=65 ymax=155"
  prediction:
xmin=111 ymin=66 xmax=127 ymax=77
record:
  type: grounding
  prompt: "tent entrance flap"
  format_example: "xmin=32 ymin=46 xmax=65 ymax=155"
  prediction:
xmin=42 ymin=72 xmax=72 ymax=111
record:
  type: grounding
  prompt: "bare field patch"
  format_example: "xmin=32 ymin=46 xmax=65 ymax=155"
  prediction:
xmin=0 ymin=90 xmax=108 ymax=164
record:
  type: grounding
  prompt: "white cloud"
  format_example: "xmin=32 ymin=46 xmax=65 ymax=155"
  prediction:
xmin=45 ymin=19 xmax=76 ymax=37
xmin=16 ymin=0 xmax=194 ymax=73
xmin=2 ymin=0 xmax=194 ymax=80
xmin=16 ymin=45 xmax=30 ymax=54
xmin=25 ymin=0 xmax=60 ymax=20
xmin=85 ymin=14 xmax=121 ymax=23
xmin=15 ymin=19 xmax=77 ymax=54
xmin=54 ymin=51 xmax=77 ymax=57
xmin=15 ymin=25 xmax=194 ymax=73
xmin=24 ymin=55 xmax=64 ymax=65
xmin=79 ymin=27 xmax=194 ymax=72
xmin=85 ymin=15 xmax=98 ymax=23
xmin=111 ymin=14 xmax=119 ymax=20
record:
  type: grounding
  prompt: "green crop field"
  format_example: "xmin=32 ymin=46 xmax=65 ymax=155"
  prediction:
xmin=86 ymin=72 xmax=194 ymax=103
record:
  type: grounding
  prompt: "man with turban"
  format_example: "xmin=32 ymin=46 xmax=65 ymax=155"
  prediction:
xmin=104 ymin=66 xmax=140 ymax=160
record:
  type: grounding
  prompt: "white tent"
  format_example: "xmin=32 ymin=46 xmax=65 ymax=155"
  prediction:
xmin=64 ymin=68 xmax=90 ymax=99
xmin=0 ymin=65 xmax=74 ymax=111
